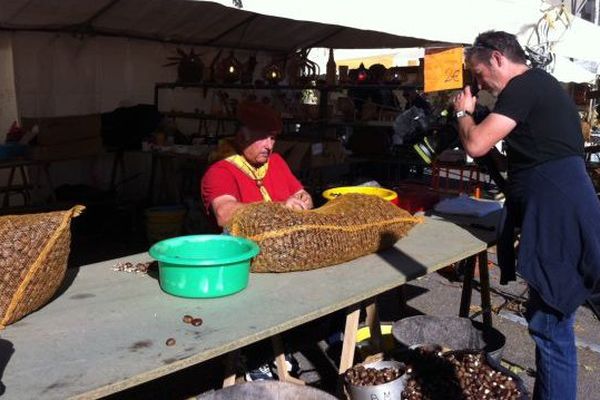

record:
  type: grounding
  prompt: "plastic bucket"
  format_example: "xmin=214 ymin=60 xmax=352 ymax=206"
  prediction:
xmin=391 ymin=315 xmax=506 ymax=363
xmin=149 ymin=235 xmax=259 ymax=298
xmin=145 ymin=205 xmax=186 ymax=244
xmin=322 ymin=186 xmax=399 ymax=206
xmin=355 ymin=322 xmax=395 ymax=360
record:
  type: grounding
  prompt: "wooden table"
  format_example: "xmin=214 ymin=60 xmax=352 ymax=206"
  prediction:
xmin=0 ymin=216 xmax=495 ymax=400
xmin=0 ymin=158 xmax=53 ymax=209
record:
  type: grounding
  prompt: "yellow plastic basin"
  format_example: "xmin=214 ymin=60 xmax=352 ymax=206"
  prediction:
xmin=322 ymin=186 xmax=399 ymax=205
xmin=355 ymin=323 xmax=396 ymax=359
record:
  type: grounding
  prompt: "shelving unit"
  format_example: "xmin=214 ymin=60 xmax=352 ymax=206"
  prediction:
xmin=153 ymin=81 xmax=421 ymax=128
xmin=151 ymin=80 xmax=427 ymax=195
xmin=153 ymin=81 xmax=422 ymax=104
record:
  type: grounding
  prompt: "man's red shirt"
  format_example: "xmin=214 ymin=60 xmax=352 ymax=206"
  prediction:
xmin=201 ymin=153 xmax=303 ymax=212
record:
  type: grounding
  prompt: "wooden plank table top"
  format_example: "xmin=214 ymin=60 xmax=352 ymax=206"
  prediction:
xmin=0 ymin=216 xmax=493 ymax=400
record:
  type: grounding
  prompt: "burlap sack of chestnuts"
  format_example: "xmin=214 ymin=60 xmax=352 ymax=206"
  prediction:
xmin=0 ymin=205 xmax=84 ymax=329
xmin=227 ymin=193 xmax=421 ymax=272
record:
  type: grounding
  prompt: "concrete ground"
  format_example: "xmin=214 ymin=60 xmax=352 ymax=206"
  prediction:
xmin=388 ymin=249 xmax=600 ymax=400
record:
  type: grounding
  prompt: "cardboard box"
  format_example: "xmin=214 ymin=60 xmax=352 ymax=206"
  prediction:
xmin=21 ymin=114 xmax=101 ymax=146
xmin=31 ymin=137 xmax=104 ymax=161
xmin=309 ymin=140 xmax=346 ymax=168
xmin=275 ymin=137 xmax=346 ymax=171
xmin=274 ymin=139 xmax=311 ymax=172
xmin=21 ymin=114 xmax=104 ymax=160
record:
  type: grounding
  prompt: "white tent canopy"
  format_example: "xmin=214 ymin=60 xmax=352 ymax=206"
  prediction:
xmin=0 ymin=0 xmax=447 ymax=52
xmin=229 ymin=0 xmax=600 ymax=82
xmin=2 ymin=0 xmax=599 ymax=82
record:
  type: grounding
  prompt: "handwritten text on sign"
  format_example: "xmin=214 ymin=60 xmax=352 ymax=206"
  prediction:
xmin=424 ymin=47 xmax=463 ymax=93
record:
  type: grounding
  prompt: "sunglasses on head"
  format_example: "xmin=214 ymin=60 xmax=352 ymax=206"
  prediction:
xmin=471 ymin=40 xmax=501 ymax=53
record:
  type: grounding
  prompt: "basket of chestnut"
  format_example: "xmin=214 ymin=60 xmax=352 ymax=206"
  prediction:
xmin=400 ymin=346 xmax=528 ymax=400
xmin=344 ymin=360 xmax=407 ymax=400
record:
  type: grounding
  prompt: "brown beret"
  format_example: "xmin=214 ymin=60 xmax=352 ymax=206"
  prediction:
xmin=236 ymin=101 xmax=283 ymax=134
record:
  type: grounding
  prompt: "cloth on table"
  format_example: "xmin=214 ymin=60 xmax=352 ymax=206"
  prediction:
xmin=433 ymin=194 xmax=503 ymax=218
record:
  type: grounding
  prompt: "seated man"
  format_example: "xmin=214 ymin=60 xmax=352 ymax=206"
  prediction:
xmin=201 ymin=102 xmax=312 ymax=380
xmin=201 ymin=101 xmax=313 ymax=229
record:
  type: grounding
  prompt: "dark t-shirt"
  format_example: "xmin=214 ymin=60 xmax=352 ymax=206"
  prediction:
xmin=493 ymin=68 xmax=583 ymax=174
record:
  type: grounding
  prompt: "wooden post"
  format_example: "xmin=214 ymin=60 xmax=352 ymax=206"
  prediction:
xmin=364 ymin=298 xmax=383 ymax=355
xmin=222 ymin=350 xmax=240 ymax=387
xmin=339 ymin=304 xmax=361 ymax=374
xmin=271 ymin=335 xmax=305 ymax=385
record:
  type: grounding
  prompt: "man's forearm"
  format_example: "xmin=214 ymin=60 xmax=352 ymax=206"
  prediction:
xmin=457 ymin=115 xmax=478 ymax=156
xmin=213 ymin=200 xmax=245 ymax=227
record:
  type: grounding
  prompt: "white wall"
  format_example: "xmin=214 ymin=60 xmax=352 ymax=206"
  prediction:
xmin=12 ymin=32 xmax=189 ymax=117
xmin=0 ymin=33 xmax=20 ymax=206
xmin=0 ymin=33 xmax=18 ymax=142
xmin=9 ymin=32 xmax=272 ymax=202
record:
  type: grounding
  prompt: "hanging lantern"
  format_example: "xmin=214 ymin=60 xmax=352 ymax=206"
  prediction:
xmin=357 ymin=63 xmax=368 ymax=83
xmin=220 ymin=51 xmax=242 ymax=83
xmin=388 ymin=67 xmax=406 ymax=83
xmin=263 ymin=63 xmax=284 ymax=85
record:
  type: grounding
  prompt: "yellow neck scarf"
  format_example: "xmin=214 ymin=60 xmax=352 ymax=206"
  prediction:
xmin=226 ymin=154 xmax=272 ymax=202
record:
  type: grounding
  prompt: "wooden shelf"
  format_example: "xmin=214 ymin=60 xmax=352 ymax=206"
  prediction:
xmin=155 ymin=82 xmax=422 ymax=91
xmin=160 ymin=111 xmax=396 ymax=128
xmin=154 ymin=82 xmax=412 ymax=136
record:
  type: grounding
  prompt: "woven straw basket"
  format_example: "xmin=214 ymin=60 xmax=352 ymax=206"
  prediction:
xmin=0 ymin=205 xmax=84 ymax=329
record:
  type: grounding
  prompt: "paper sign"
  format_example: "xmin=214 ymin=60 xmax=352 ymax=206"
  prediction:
xmin=424 ymin=47 xmax=464 ymax=93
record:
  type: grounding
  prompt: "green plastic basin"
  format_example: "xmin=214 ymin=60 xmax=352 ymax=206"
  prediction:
xmin=149 ymin=235 xmax=259 ymax=298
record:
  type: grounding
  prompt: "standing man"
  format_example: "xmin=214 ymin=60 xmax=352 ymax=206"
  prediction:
xmin=202 ymin=101 xmax=312 ymax=229
xmin=453 ymin=30 xmax=600 ymax=399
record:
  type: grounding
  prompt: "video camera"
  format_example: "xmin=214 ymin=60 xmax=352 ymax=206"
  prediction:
xmin=396 ymin=96 xmax=507 ymax=192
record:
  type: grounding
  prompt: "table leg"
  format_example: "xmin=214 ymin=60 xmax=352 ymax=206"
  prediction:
xmin=222 ymin=350 xmax=240 ymax=387
xmin=18 ymin=165 xmax=31 ymax=206
xmin=339 ymin=304 xmax=361 ymax=374
xmin=42 ymin=162 xmax=56 ymax=203
xmin=271 ymin=335 xmax=305 ymax=385
xmin=110 ymin=150 xmax=125 ymax=192
xmin=396 ymin=285 xmax=407 ymax=316
xmin=2 ymin=165 xmax=16 ymax=208
xmin=479 ymin=251 xmax=493 ymax=328
xmin=147 ymin=153 xmax=157 ymax=204
xmin=365 ymin=299 xmax=383 ymax=355
xmin=459 ymin=256 xmax=476 ymax=318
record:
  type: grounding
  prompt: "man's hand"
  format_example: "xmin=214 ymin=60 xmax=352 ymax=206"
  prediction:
xmin=453 ymin=86 xmax=477 ymax=114
xmin=293 ymin=190 xmax=313 ymax=209
xmin=285 ymin=190 xmax=313 ymax=211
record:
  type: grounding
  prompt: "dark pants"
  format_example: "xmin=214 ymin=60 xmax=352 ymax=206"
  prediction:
xmin=526 ymin=288 xmax=577 ymax=400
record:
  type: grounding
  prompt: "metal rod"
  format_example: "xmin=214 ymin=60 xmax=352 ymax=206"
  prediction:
xmin=0 ymin=27 xmax=290 ymax=53
xmin=82 ymin=0 xmax=122 ymax=25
